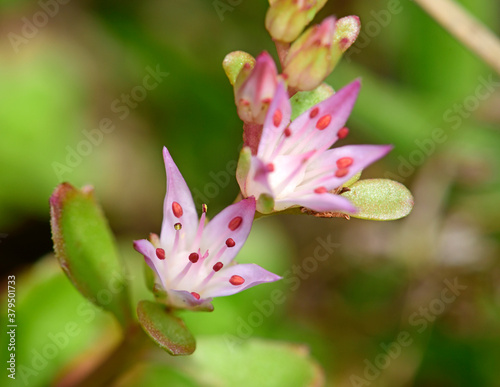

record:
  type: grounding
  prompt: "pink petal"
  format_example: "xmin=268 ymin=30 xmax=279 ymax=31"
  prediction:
xmin=202 ymin=263 xmax=282 ymax=298
xmin=167 ymin=289 xmax=214 ymax=311
xmin=274 ymin=192 xmax=357 ymax=214
xmin=200 ymin=197 xmax=256 ymax=265
xmin=302 ymin=144 xmax=393 ymax=190
xmin=245 ymin=51 xmax=278 ymax=108
xmin=160 ymin=147 xmax=198 ymax=249
xmin=245 ymin=156 xmax=275 ymax=198
xmin=274 ymin=192 xmax=358 ymax=213
xmin=133 ymin=239 xmax=165 ymax=287
xmin=257 ymin=82 xmax=292 ymax=160
xmin=268 ymin=150 xmax=315 ymax=197
xmin=285 ymin=80 xmax=361 ymax=154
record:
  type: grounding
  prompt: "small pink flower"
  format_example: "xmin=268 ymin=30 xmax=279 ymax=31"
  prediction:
xmin=237 ymin=80 xmax=393 ymax=214
xmin=134 ymin=147 xmax=281 ymax=311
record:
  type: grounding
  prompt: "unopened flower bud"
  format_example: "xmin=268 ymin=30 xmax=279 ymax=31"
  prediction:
xmin=234 ymin=51 xmax=278 ymax=124
xmin=283 ymin=16 xmax=340 ymax=91
xmin=265 ymin=0 xmax=327 ymax=43
xmin=223 ymin=51 xmax=256 ymax=86
xmin=333 ymin=16 xmax=361 ymax=53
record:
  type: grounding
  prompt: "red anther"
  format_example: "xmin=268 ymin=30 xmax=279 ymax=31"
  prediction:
xmin=228 ymin=216 xmax=243 ymax=231
xmin=156 ymin=248 xmax=166 ymax=260
xmin=335 ymin=168 xmax=349 ymax=178
xmin=336 ymin=157 xmax=353 ymax=169
xmin=191 ymin=292 xmax=200 ymax=300
xmin=316 ymin=115 xmax=331 ymax=130
xmin=273 ymin=109 xmax=282 ymax=127
xmin=266 ymin=163 xmax=275 ymax=172
xmin=337 ymin=127 xmax=349 ymax=139
xmin=213 ymin=262 xmax=223 ymax=272
xmin=309 ymin=107 xmax=319 ymax=118
xmin=314 ymin=187 xmax=328 ymax=194
xmin=172 ymin=201 xmax=183 ymax=218
xmin=284 ymin=127 xmax=292 ymax=137
xmin=229 ymin=275 xmax=245 ymax=286
xmin=226 ymin=238 xmax=236 ymax=248
xmin=189 ymin=252 xmax=200 ymax=263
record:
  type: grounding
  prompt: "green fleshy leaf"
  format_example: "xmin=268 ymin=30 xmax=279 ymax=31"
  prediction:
xmin=0 ymin=256 xmax=115 ymax=387
xmin=183 ymin=337 xmax=324 ymax=386
xmin=137 ymin=300 xmax=196 ymax=356
xmin=290 ymin=83 xmax=334 ymax=120
xmin=341 ymin=179 xmax=414 ymax=220
xmin=343 ymin=171 xmax=362 ymax=187
xmin=222 ymin=51 xmax=256 ymax=86
xmin=49 ymin=183 xmax=132 ymax=326
xmin=256 ymin=193 xmax=275 ymax=214
xmin=116 ymin=363 xmax=199 ymax=387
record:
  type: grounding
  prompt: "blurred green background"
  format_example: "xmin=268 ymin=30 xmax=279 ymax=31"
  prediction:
xmin=1 ymin=0 xmax=500 ymax=386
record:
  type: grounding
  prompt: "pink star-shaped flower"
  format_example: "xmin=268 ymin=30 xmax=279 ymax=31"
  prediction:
xmin=134 ymin=147 xmax=281 ymax=311
xmin=237 ymin=79 xmax=393 ymax=214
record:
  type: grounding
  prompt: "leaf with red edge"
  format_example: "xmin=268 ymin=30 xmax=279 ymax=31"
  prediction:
xmin=137 ymin=300 xmax=196 ymax=356
xmin=49 ymin=183 xmax=132 ymax=327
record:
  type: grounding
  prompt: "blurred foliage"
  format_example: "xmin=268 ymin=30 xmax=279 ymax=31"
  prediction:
xmin=1 ymin=0 xmax=500 ymax=386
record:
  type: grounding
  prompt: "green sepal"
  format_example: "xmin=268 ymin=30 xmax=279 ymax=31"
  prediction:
xmin=222 ymin=51 xmax=256 ymax=86
xmin=137 ymin=300 xmax=196 ymax=356
xmin=236 ymin=146 xmax=253 ymax=191
xmin=341 ymin=179 xmax=414 ymax=220
xmin=290 ymin=83 xmax=334 ymax=120
xmin=49 ymin=183 xmax=133 ymax=327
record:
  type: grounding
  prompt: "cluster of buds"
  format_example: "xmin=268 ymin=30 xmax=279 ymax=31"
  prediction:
xmin=224 ymin=4 xmax=361 ymax=148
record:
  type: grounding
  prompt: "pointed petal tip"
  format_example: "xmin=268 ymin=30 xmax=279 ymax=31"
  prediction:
xmin=162 ymin=146 xmax=169 ymax=159
xmin=242 ymin=195 xmax=257 ymax=208
xmin=256 ymin=50 xmax=273 ymax=62
xmin=133 ymin=239 xmax=152 ymax=255
xmin=350 ymin=78 xmax=362 ymax=91
xmin=383 ymin=144 xmax=394 ymax=154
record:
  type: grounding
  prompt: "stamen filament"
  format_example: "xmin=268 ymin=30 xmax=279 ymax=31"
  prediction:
xmin=170 ymin=261 xmax=193 ymax=288
xmin=192 ymin=210 xmax=206 ymax=251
